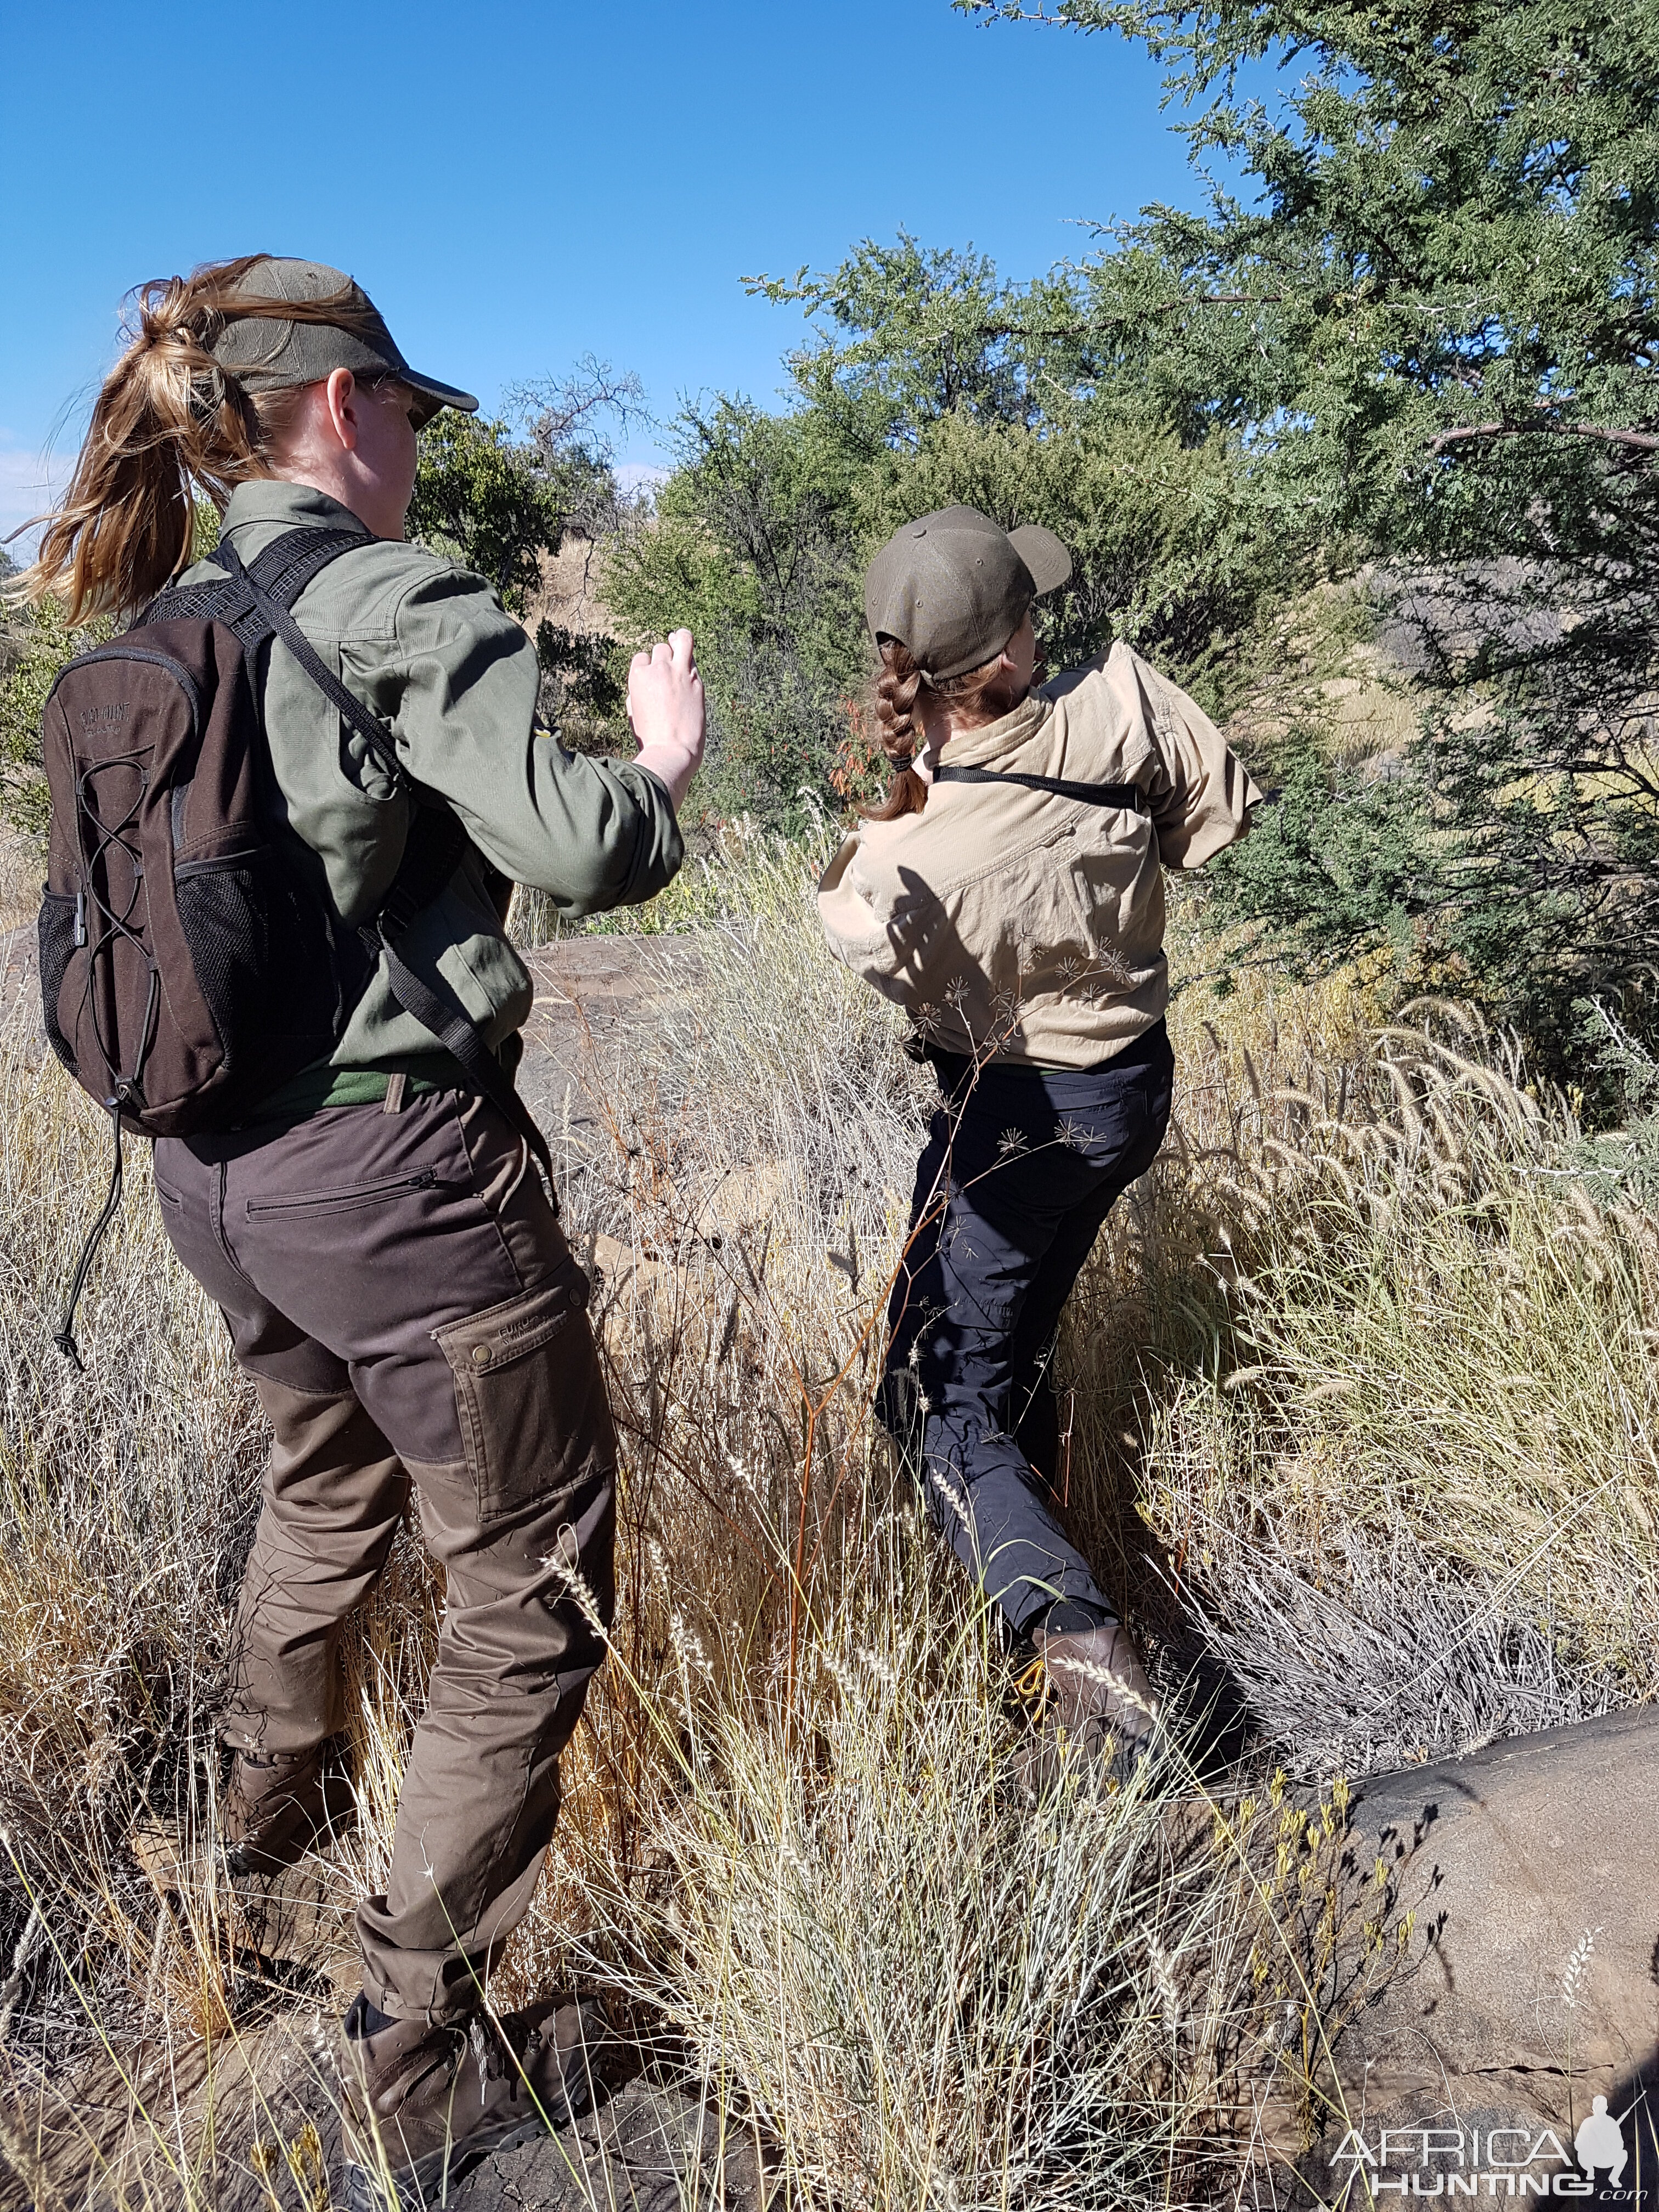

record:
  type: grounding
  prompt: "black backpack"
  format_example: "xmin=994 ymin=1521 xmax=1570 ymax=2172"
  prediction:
xmin=38 ymin=522 xmax=551 ymax=1364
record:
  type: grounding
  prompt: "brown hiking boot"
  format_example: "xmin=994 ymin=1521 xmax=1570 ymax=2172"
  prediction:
xmin=1017 ymin=1622 xmax=1162 ymax=1796
xmin=340 ymin=1994 xmax=599 ymax=2210
xmin=221 ymin=1742 xmax=354 ymax=1878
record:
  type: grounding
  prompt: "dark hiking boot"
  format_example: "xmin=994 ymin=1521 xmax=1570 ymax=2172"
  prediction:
xmin=221 ymin=1743 xmax=354 ymax=1878
xmin=340 ymin=1994 xmax=599 ymax=2210
xmin=1017 ymin=1622 xmax=1162 ymax=1796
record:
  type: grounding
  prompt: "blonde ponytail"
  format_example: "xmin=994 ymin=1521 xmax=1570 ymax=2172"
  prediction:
xmin=15 ymin=255 xmax=370 ymax=622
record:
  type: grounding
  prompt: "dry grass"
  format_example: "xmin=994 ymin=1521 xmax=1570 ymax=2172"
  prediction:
xmin=1070 ymin=985 xmax=1659 ymax=1775
xmin=1 ymin=829 xmax=1655 ymax=2208
xmin=0 ymin=826 xmax=38 ymax=932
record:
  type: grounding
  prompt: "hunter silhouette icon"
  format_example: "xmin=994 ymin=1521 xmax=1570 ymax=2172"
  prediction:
xmin=1575 ymin=2095 xmax=1628 ymax=2187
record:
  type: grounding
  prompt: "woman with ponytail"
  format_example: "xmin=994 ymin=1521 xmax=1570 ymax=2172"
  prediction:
xmin=24 ymin=255 xmax=705 ymax=2203
xmin=819 ymin=504 xmax=1261 ymax=1784
xmin=24 ymin=256 xmax=388 ymax=619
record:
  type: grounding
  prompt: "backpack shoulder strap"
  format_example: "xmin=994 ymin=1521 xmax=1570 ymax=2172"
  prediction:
xmin=375 ymin=927 xmax=554 ymax=1186
xmin=244 ymin=524 xmax=371 ymax=609
xmin=139 ymin=523 xmax=365 ymax=629
xmin=933 ymin=763 xmax=1147 ymax=812
xmin=363 ymin=805 xmax=555 ymax=1185
xmin=136 ymin=527 xmax=402 ymax=785
xmin=209 ymin=534 xmax=405 ymax=788
xmin=157 ymin=528 xmax=555 ymax=1183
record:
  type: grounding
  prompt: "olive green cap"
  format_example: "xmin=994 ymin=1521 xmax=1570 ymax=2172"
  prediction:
xmin=864 ymin=504 xmax=1073 ymax=681
xmin=208 ymin=257 xmax=478 ymax=432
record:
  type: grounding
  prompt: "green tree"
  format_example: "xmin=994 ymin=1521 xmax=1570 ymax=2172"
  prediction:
xmin=605 ymin=395 xmax=868 ymax=820
xmin=751 ymin=232 xmax=1090 ymax=440
xmin=966 ymin=0 xmax=1659 ymax=1069
xmin=409 ymin=360 xmax=644 ymax=751
xmin=607 ymin=239 xmax=1295 ymax=822
xmin=408 ymin=410 xmax=560 ymax=617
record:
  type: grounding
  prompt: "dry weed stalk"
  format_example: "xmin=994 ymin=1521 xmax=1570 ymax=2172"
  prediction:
xmin=1 ymin=834 xmax=1653 ymax=2205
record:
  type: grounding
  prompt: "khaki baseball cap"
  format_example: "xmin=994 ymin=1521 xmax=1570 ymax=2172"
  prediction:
xmin=208 ymin=257 xmax=478 ymax=431
xmin=864 ymin=504 xmax=1073 ymax=681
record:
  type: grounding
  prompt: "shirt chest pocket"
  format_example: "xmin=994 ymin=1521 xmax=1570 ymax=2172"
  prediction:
xmin=1063 ymin=813 xmax=1158 ymax=941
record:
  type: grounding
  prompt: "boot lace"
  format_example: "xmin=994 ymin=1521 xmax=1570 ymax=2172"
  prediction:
xmin=471 ymin=2011 xmax=535 ymax=2086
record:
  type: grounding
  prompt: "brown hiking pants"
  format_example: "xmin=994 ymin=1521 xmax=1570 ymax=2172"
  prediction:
xmin=154 ymin=1088 xmax=617 ymax=2023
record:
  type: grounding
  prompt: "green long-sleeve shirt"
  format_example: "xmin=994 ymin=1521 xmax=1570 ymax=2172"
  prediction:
xmin=174 ymin=479 xmax=682 ymax=1111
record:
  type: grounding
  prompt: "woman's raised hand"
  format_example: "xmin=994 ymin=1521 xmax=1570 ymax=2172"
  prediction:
xmin=628 ymin=629 xmax=706 ymax=810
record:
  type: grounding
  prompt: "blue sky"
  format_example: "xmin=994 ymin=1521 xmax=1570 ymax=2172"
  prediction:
xmin=1 ymin=0 xmax=1202 ymax=543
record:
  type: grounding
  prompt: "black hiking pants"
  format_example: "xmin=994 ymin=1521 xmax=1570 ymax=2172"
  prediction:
xmin=880 ymin=1022 xmax=1174 ymax=1643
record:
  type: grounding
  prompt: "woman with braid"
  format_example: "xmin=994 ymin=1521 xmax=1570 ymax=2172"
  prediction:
xmin=819 ymin=506 xmax=1260 ymax=1778
xmin=19 ymin=255 xmax=703 ymax=2205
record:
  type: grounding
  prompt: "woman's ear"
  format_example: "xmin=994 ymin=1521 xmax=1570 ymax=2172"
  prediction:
xmin=321 ymin=368 xmax=361 ymax=454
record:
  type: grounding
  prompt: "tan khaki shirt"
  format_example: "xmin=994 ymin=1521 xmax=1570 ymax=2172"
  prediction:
xmin=817 ymin=644 xmax=1261 ymax=1069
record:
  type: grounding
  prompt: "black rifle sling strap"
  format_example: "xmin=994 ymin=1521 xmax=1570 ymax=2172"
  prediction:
xmin=933 ymin=763 xmax=1148 ymax=811
xmin=212 ymin=537 xmax=555 ymax=1189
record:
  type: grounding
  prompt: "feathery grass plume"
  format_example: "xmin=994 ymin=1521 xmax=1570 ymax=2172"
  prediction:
xmin=1 ymin=831 xmax=1656 ymax=2202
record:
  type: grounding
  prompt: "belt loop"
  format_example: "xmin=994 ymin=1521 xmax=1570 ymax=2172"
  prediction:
xmin=382 ymin=1071 xmax=408 ymax=1115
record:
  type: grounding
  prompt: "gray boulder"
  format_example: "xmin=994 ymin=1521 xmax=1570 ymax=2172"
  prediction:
xmin=1280 ymin=1707 xmax=1659 ymax=2206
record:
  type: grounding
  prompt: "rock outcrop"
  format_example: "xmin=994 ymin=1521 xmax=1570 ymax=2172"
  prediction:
xmin=1284 ymin=1708 xmax=1659 ymax=2206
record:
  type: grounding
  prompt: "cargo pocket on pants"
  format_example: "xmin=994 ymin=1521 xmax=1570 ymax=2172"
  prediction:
xmin=433 ymin=1264 xmax=597 ymax=1526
